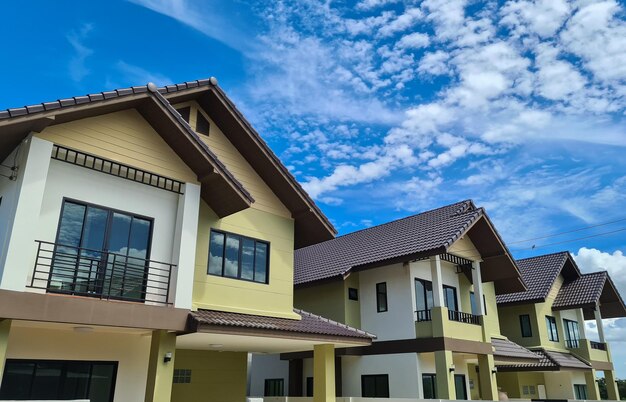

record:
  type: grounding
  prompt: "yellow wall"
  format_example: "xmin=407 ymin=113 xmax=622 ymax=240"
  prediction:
xmin=36 ymin=109 xmax=198 ymax=183
xmin=344 ymin=273 xmax=361 ymax=329
xmin=498 ymin=304 xmax=541 ymax=348
xmin=171 ymin=350 xmax=247 ymax=402
xmin=481 ymin=282 xmax=501 ymax=338
xmin=193 ymin=201 xmax=298 ymax=319
xmin=174 ymin=101 xmax=291 ymax=218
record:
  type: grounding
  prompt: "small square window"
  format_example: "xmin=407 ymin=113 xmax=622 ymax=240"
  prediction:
xmin=173 ymin=369 xmax=192 ymax=384
xmin=348 ymin=288 xmax=359 ymax=301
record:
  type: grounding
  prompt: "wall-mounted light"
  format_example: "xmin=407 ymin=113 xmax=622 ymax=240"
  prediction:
xmin=163 ymin=352 xmax=172 ymax=363
xmin=492 ymin=368 xmax=498 ymax=374
xmin=449 ymin=365 xmax=456 ymax=373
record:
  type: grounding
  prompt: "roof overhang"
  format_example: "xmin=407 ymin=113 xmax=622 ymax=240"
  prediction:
xmin=0 ymin=89 xmax=252 ymax=217
xmin=461 ymin=215 xmax=526 ymax=294
xmin=582 ymin=275 xmax=626 ymax=319
xmin=165 ymin=86 xmax=336 ymax=248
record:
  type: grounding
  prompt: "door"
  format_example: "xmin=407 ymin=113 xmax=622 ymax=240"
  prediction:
xmin=538 ymin=384 xmax=547 ymax=399
xmin=455 ymin=374 xmax=468 ymax=400
xmin=51 ymin=200 xmax=152 ymax=300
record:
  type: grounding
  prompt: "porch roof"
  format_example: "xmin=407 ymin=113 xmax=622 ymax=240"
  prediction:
xmin=491 ymin=337 xmax=541 ymax=362
xmin=496 ymin=349 xmax=590 ymax=372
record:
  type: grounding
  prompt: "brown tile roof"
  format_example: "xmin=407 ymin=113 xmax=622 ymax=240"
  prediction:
xmin=497 ymin=349 xmax=590 ymax=371
xmin=491 ymin=338 xmax=541 ymax=361
xmin=496 ymin=252 xmax=573 ymax=304
xmin=553 ymin=271 xmax=607 ymax=309
xmin=190 ymin=309 xmax=376 ymax=341
xmin=295 ymin=200 xmax=483 ymax=285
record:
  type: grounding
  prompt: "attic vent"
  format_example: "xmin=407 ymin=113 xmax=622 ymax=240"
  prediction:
xmin=176 ymin=106 xmax=191 ymax=123
xmin=51 ymin=145 xmax=184 ymax=194
xmin=196 ymin=110 xmax=210 ymax=135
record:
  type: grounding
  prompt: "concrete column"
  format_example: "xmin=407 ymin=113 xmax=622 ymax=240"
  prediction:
xmin=434 ymin=350 xmax=456 ymax=399
xmin=575 ymin=308 xmax=587 ymax=339
xmin=594 ymin=307 xmax=605 ymax=343
xmin=471 ymin=261 xmax=485 ymax=316
xmin=478 ymin=354 xmax=498 ymax=400
xmin=313 ymin=344 xmax=335 ymax=402
xmin=0 ymin=136 xmax=53 ymax=291
xmin=171 ymin=182 xmax=200 ymax=309
xmin=0 ymin=320 xmax=11 ymax=386
xmin=430 ymin=255 xmax=445 ymax=308
xmin=144 ymin=330 xmax=176 ymax=402
xmin=604 ymin=370 xmax=620 ymax=401
xmin=584 ymin=369 xmax=600 ymax=400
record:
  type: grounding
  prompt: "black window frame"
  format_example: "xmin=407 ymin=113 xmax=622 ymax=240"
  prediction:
xmin=442 ymin=284 xmax=458 ymax=311
xmin=520 ymin=314 xmax=533 ymax=337
xmin=306 ymin=376 xmax=314 ymax=397
xmin=173 ymin=368 xmax=192 ymax=384
xmin=422 ymin=373 xmax=437 ymax=399
xmin=361 ymin=374 xmax=390 ymax=398
xmin=348 ymin=287 xmax=359 ymax=301
xmin=469 ymin=291 xmax=487 ymax=315
xmin=207 ymin=229 xmax=270 ymax=284
xmin=574 ymin=384 xmax=588 ymax=400
xmin=196 ymin=110 xmax=210 ymax=135
xmin=376 ymin=282 xmax=388 ymax=313
xmin=0 ymin=359 xmax=118 ymax=402
xmin=415 ymin=278 xmax=434 ymax=312
xmin=545 ymin=315 xmax=559 ymax=342
xmin=264 ymin=378 xmax=284 ymax=397
xmin=563 ymin=319 xmax=580 ymax=348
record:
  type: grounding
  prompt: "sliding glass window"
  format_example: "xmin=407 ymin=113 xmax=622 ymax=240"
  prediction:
xmin=208 ymin=230 xmax=269 ymax=284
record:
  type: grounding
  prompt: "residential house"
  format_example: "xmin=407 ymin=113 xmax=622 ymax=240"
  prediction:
xmin=496 ymin=252 xmax=625 ymax=401
xmin=250 ymin=200 xmax=540 ymax=400
xmin=0 ymin=78 xmax=373 ymax=402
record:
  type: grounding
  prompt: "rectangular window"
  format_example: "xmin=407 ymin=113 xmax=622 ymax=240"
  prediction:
xmin=173 ymin=369 xmax=192 ymax=384
xmin=348 ymin=287 xmax=359 ymax=301
xmin=422 ymin=374 xmax=437 ymax=399
xmin=563 ymin=319 xmax=580 ymax=348
xmin=546 ymin=316 xmax=559 ymax=342
xmin=376 ymin=282 xmax=388 ymax=312
xmin=208 ymin=229 xmax=269 ymax=284
xmin=574 ymin=384 xmax=588 ymax=400
xmin=306 ymin=377 xmax=314 ymax=397
xmin=196 ymin=110 xmax=210 ymax=135
xmin=361 ymin=374 xmax=389 ymax=398
xmin=469 ymin=292 xmax=487 ymax=315
xmin=264 ymin=378 xmax=284 ymax=397
xmin=0 ymin=359 xmax=117 ymax=402
xmin=520 ymin=314 xmax=533 ymax=337
xmin=443 ymin=285 xmax=458 ymax=311
xmin=415 ymin=278 xmax=434 ymax=312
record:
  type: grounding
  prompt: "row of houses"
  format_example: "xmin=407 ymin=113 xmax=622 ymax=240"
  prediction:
xmin=0 ymin=77 xmax=623 ymax=402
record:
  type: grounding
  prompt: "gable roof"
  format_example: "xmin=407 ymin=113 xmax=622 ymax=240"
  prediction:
xmin=295 ymin=200 xmax=525 ymax=294
xmin=496 ymin=252 xmax=576 ymax=304
xmin=497 ymin=349 xmax=591 ymax=372
xmin=0 ymin=78 xmax=335 ymax=248
xmin=497 ymin=251 xmax=626 ymax=319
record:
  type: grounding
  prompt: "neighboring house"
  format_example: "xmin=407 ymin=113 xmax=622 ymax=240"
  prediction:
xmin=251 ymin=200 xmax=541 ymax=400
xmin=496 ymin=251 xmax=625 ymax=401
xmin=0 ymin=78 xmax=373 ymax=402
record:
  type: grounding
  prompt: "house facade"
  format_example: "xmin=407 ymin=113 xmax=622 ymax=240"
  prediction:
xmin=496 ymin=252 xmax=625 ymax=401
xmin=0 ymin=78 xmax=373 ymax=402
xmin=251 ymin=201 xmax=543 ymax=400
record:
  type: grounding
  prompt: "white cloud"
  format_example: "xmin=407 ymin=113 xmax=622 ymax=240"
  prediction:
xmin=500 ymin=0 xmax=571 ymax=38
xmin=377 ymin=8 xmax=424 ymax=37
xmin=115 ymin=61 xmax=172 ymax=86
xmin=67 ymin=23 xmax=94 ymax=82
xmin=574 ymin=247 xmax=626 ymax=295
xmin=355 ymin=0 xmax=400 ymax=11
xmin=396 ymin=32 xmax=430 ymax=49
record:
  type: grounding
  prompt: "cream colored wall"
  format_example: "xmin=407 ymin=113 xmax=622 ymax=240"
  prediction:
xmin=345 ymin=273 xmax=361 ymax=329
xmin=295 ymin=280 xmax=346 ymax=323
xmin=193 ymin=201 xmax=298 ymax=319
xmin=35 ymin=109 xmax=198 ymax=183
xmin=6 ymin=323 xmax=151 ymax=402
xmin=497 ymin=304 xmax=540 ymax=348
xmin=175 ymin=101 xmax=291 ymax=218
xmin=544 ymin=371 xmax=576 ymax=399
xmin=172 ymin=349 xmax=247 ymax=402
xmin=482 ymin=282 xmax=501 ymax=338
xmin=448 ymin=236 xmax=481 ymax=261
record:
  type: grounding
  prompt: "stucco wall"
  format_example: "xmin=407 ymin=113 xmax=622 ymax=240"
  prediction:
xmin=6 ymin=323 xmax=151 ymax=402
xmin=0 ymin=145 xmax=22 ymax=283
xmin=341 ymin=354 xmax=420 ymax=398
xmin=249 ymin=354 xmax=290 ymax=397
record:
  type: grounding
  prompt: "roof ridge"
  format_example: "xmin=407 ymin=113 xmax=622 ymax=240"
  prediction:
xmin=298 ymin=199 xmax=475 ymax=251
xmin=517 ymin=250 xmax=570 ymax=262
xmin=294 ymin=309 xmax=376 ymax=338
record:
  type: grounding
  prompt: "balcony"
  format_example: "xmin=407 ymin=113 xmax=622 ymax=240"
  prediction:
xmin=448 ymin=310 xmax=481 ymax=325
xmin=28 ymin=240 xmax=175 ymax=305
xmin=590 ymin=341 xmax=606 ymax=351
xmin=415 ymin=308 xmax=483 ymax=341
xmin=565 ymin=339 xmax=581 ymax=349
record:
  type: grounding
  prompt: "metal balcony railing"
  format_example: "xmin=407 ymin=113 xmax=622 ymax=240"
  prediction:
xmin=590 ymin=341 xmax=607 ymax=350
xmin=415 ymin=309 xmax=432 ymax=322
xmin=448 ymin=310 xmax=481 ymax=325
xmin=565 ymin=339 xmax=580 ymax=349
xmin=29 ymin=240 xmax=175 ymax=305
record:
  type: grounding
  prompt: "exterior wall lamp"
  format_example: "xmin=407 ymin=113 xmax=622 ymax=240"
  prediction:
xmin=164 ymin=352 xmax=172 ymax=363
xmin=492 ymin=368 xmax=498 ymax=374
xmin=449 ymin=365 xmax=456 ymax=373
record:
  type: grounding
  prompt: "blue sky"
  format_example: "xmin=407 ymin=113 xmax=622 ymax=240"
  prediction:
xmin=2 ymin=0 xmax=626 ymax=377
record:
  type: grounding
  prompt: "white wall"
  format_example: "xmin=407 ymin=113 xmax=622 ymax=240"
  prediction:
xmin=0 ymin=144 xmax=22 ymax=281
xmin=342 ymin=354 xmax=420 ymax=398
xmin=410 ymin=260 xmax=461 ymax=311
xmin=544 ymin=372 xmax=576 ymax=399
xmin=250 ymin=354 xmax=290 ymax=397
xmin=359 ymin=263 xmax=415 ymax=341
xmin=6 ymin=324 xmax=152 ymax=402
